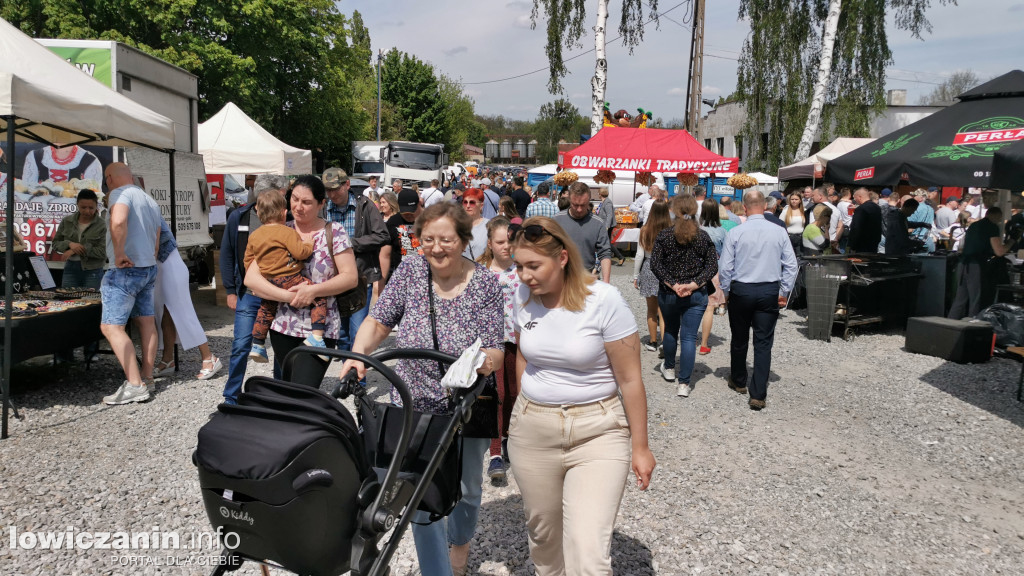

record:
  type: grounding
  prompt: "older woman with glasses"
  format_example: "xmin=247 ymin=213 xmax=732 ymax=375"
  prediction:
xmin=340 ymin=202 xmax=504 ymax=576
xmin=508 ymin=216 xmax=655 ymax=575
xmin=460 ymin=187 xmax=490 ymax=261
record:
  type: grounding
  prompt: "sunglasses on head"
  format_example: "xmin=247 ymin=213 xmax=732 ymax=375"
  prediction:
xmin=508 ymin=223 xmax=555 ymax=244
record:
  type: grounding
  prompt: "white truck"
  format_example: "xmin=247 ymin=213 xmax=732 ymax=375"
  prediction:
xmin=352 ymin=141 xmax=447 ymax=188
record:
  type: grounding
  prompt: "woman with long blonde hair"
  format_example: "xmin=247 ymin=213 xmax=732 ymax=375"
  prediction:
xmin=634 ymin=200 xmax=671 ymax=353
xmin=508 ymin=216 xmax=655 ymax=575
xmin=650 ymin=195 xmax=719 ymax=397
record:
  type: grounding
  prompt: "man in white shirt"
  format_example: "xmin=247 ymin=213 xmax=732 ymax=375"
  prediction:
xmin=364 ymin=175 xmax=381 ymax=201
xmin=420 ymin=178 xmax=444 ymax=208
xmin=629 ymin=185 xmax=655 ymax=216
xmin=694 ymin=185 xmax=707 ymax=220
xmin=964 ymin=192 xmax=986 ymax=223
xmin=640 ymin=186 xmax=666 ymax=223
xmin=809 ymin=187 xmax=843 ymax=249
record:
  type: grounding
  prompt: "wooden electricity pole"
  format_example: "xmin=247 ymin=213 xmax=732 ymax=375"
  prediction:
xmin=684 ymin=0 xmax=706 ymax=138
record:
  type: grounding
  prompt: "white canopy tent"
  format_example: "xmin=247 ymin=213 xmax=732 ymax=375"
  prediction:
xmin=198 ymin=102 xmax=312 ymax=175
xmin=1 ymin=16 xmax=178 ymax=438
xmin=777 ymin=138 xmax=875 ymax=182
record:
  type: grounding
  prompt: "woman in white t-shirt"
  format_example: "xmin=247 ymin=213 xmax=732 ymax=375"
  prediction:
xmin=508 ymin=216 xmax=656 ymax=576
xmin=780 ymin=192 xmax=807 ymax=255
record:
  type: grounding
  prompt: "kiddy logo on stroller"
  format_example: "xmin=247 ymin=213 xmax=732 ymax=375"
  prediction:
xmin=192 ymin=346 xmax=486 ymax=576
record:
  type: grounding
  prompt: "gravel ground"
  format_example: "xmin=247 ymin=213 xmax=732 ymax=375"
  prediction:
xmin=2 ymin=264 xmax=1023 ymax=575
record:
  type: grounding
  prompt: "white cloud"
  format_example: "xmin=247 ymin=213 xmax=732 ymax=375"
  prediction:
xmin=513 ymin=14 xmax=534 ymax=28
xmin=667 ymin=87 xmax=686 ymax=96
xmin=443 ymin=46 xmax=468 ymax=57
xmin=703 ymin=85 xmax=722 ymax=96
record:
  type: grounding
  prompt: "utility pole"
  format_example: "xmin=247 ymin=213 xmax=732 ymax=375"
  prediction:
xmin=376 ymin=49 xmax=382 ymax=140
xmin=684 ymin=0 xmax=706 ymax=139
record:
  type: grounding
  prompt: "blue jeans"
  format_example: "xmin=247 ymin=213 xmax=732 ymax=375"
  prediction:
xmin=61 ymin=261 xmax=105 ymax=289
xmin=658 ymin=288 xmax=708 ymax=384
xmin=100 ymin=266 xmax=158 ymax=325
xmin=335 ymin=284 xmax=373 ymax=352
xmin=411 ymin=437 xmax=489 ymax=576
xmin=223 ymin=292 xmax=261 ymax=403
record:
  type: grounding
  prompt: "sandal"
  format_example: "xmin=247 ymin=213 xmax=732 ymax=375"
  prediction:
xmin=197 ymin=356 xmax=223 ymax=381
xmin=154 ymin=359 xmax=176 ymax=377
xmin=698 ymin=346 xmax=711 ymax=355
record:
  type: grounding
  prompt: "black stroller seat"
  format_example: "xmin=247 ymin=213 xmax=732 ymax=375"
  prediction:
xmin=193 ymin=346 xmax=484 ymax=576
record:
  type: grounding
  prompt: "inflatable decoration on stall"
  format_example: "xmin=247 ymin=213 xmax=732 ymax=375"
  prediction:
xmin=602 ymin=102 xmax=653 ymax=129
xmin=594 ymin=170 xmax=616 ymax=184
xmin=727 ymin=173 xmax=758 ymax=190
xmin=677 ymin=173 xmax=700 ymax=187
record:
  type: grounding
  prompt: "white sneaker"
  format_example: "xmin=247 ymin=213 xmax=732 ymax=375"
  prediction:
xmin=659 ymin=361 xmax=674 ymax=382
xmin=676 ymin=383 xmax=691 ymax=397
xmin=643 ymin=341 xmax=658 ymax=352
xmin=103 ymin=381 xmax=150 ymax=405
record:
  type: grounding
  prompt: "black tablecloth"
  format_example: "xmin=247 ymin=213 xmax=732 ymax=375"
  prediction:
xmin=0 ymin=304 xmax=103 ymax=365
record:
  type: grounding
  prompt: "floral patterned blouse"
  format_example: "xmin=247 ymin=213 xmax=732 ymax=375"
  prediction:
xmin=372 ymin=255 xmax=504 ymax=414
xmin=492 ymin=265 xmax=520 ymax=343
xmin=271 ymin=221 xmax=352 ymax=340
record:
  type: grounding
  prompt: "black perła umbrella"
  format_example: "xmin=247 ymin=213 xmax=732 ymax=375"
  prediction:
xmin=825 ymin=70 xmax=1024 ymax=189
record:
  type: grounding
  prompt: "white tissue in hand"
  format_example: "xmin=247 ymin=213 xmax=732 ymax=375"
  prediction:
xmin=441 ymin=338 xmax=486 ymax=390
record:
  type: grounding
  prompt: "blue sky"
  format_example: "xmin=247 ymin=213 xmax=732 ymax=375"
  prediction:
xmin=344 ymin=0 xmax=1023 ymax=122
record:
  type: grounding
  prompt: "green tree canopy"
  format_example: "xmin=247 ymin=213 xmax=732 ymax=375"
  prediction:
xmin=736 ymin=0 xmax=955 ymax=172
xmin=2 ymin=1 xmax=381 ymax=168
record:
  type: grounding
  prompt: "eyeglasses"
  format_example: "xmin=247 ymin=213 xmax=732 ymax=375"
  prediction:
xmin=508 ymin=224 xmax=558 ymax=245
xmin=462 ymin=200 xmax=480 ymax=206
xmin=420 ymin=237 xmax=458 ymax=249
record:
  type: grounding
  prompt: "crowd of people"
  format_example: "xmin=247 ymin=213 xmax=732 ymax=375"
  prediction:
xmin=63 ymin=160 xmax=1016 ymax=575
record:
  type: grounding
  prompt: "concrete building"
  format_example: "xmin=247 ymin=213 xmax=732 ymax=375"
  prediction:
xmin=697 ymin=90 xmax=944 ymax=171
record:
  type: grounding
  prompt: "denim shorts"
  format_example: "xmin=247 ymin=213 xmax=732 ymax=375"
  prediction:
xmin=101 ymin=266 xmax=158 ymax=325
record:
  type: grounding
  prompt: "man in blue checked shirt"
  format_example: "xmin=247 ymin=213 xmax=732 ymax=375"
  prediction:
xmin=718 ymin=190 xmax=798 ymax=411
xmin=524 ymin=182 xmax=559 ymax=219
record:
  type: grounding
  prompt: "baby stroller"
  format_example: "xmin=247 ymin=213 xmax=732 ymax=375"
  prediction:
xmin=193 ymin=345 xmax=485 ymax=576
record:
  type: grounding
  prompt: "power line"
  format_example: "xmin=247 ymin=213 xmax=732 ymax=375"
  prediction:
xmin=463 ymin=0 xmax=690 ymax=86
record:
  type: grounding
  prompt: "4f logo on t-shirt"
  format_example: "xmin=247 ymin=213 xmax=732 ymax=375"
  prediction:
xmin=523 ymin=320 xmax=539 ymax=330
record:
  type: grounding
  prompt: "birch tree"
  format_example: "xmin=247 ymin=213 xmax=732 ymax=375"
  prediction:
xmin=531 ymin=0 xmax=659 ymax=135
xmin=736 ymin=0 xmax=956 ymax=172
xmin=794 ymin=0 xmax=842 ymax=161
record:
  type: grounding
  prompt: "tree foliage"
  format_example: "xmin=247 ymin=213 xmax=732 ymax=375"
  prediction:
xmin=1 ymin=0 xmax=379 ymax=168
xmin=530 ymin=0 xmax=660 ymax=94
xmin=918 ymin=70 xmax=981 ymax=105
xmin=736 ymin=0 xmax=955 ymax=172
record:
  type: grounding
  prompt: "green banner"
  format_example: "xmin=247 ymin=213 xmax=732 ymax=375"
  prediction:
xmin=44 ymin=46 xmax=112 ymax=88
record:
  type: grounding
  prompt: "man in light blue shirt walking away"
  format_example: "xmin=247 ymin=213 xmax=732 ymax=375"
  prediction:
xmin=718 ymin=190 xmax=799 ymax=410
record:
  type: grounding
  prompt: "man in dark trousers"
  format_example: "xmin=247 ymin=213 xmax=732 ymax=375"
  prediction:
xmin=719 ymin=190 xmax=798 ymax=411
xmin=219 ymin=174 xmax=289 ymax=403
xmin=847 ymin=187 xmax=882 ymax=253
xmin=949 ymin=206 xmax=1018 ymax=319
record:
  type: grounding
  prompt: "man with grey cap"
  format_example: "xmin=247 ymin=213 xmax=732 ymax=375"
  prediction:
xmin=322 ymin=167 xmax=389 ymax=352
xmin=220 ymin=173 xmax=290 ymax=403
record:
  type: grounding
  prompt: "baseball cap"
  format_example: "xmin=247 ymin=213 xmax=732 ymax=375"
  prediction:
xmin=945 ymin=195 xmax=959 ymax=203
xmin=322 ymin=167 xmax=348 ymax=189
xmin=397 ymin=189 xmax=419 ymax=213
xmin=880 ymin=188 xmax=893 ymax=197
xmin=927 ymin=186 xmax=938 ymax=193
xmin=480 ymin=177 xmax=492 ymax=185
xmin=768 ymin=190 xmax=785 ymax=201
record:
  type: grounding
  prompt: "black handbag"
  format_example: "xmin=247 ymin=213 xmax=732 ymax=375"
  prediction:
xmin=325 ymin=222 xmax=368 ymax=316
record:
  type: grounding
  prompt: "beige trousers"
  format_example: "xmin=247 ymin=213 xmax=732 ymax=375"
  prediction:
xmin=508 ymin=394 xmax=631 ymax=576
